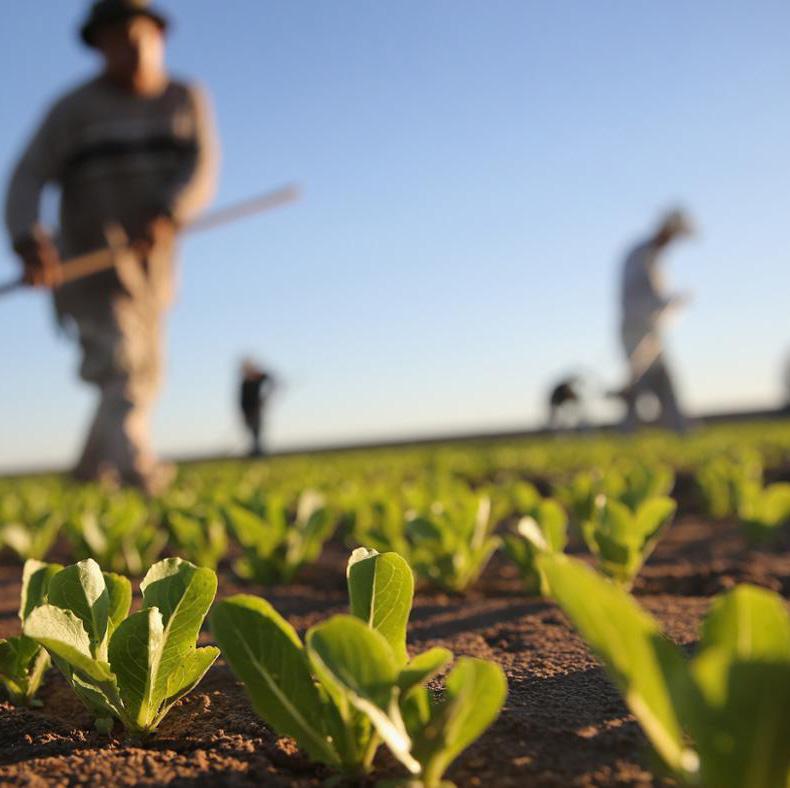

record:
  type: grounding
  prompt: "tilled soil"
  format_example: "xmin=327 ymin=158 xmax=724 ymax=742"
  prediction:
xmin=0 ymin=517 xmax=788 ymax=787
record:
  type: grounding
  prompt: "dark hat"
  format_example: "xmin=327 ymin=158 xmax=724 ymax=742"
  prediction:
xmin=80 ymin=0 xmax=169 ymax=48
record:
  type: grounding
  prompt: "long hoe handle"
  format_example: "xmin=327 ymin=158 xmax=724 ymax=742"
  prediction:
xmin=0 ymin=183 xmax=301 ymax=299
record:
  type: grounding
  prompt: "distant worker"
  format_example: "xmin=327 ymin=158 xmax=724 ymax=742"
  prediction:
xmin=4 ymin=0 xmax=218 ymax=493
xmin=547 ymin=376 xmax=583 ymax=430
xmin=240 ymin=361 xmax=274 ymax=457
xmin=618 ymin=210 xmax=694 ymax=433
xmin=784 ymin=352 xmax=790 ymax=411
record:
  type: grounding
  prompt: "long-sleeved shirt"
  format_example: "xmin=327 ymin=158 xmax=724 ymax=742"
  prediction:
xmin=4 ymin=74 xmax=218 ymax=311
xmin=620 ymin=240 xmax=671 ymax=339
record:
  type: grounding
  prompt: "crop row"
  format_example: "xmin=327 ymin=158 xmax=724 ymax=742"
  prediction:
xmin=2 ymin=449 xmax=789 ymax=591
xmin=2 ymin=545 xmax=788 ymax=788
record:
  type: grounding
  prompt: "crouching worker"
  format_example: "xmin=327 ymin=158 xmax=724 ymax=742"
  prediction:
xmin=4 ymin=0 xmax=219 ymax=493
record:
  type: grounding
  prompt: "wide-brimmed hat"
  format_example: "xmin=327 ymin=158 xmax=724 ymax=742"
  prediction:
xmin=80 ymin=0 xmax=169 ymax=48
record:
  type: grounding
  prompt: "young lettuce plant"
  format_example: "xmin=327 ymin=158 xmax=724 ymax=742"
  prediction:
xmin=212 ymin=548 xmax=506 ymax=785
xmin=539 ymin=553 xmax=790 ymax=788
xmin=0 ymin=512 xmax=61 ymax=562
xmin=502 ymin=499 xmax=567 ymax=596
xmin=0 ymin=560 xmax=62 ymax=706
xmin=24 ymin=557 xmax=218 ymax=734
xmin=581 ymin=495 xmax=675 ymax=589
xmin=695 ymin=452 xmax=763 ymax=519
xmin=223 ymin=489 xmax=335 ymax=584
xmin=615 ymin=462 xmax=675 ymax=511
xmin=165 ymin=507 xmax=228 ymax=570
xmin=349 ymin=494 xmax=412 ymax=561
xmin=736 ymin=481 xmax=790 ymax=544
xmin=66 ymin=491 xmax=167 ymax=576
xmin=407 ymin=496 xmax=500 ymax=593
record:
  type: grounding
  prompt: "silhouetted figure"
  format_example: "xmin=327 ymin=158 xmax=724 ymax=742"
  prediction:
xmin=618 ymin=210 xmax=693 ymax=433
xmin=3 ymin=0 xmax=218 ymax=493
xmin=784 ymin=353 xmax=790 ymax=412
xmin=548 ymin=377 xmax=583 ymax=430
xmin=240 ymin=361 xmax=273 ymax=456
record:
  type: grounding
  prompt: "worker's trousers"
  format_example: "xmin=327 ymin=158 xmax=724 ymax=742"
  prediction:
xmin=56 ymin=249 xmax=173 ymax=490
xmin=621 ymin=328 xmax=686 ymax=433
xmin=71 ymin=293 xmax=164 ymax=487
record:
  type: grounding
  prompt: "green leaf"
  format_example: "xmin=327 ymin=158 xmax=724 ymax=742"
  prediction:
xmin=688 ymin=657 xmax=790 ymax=788
xmin=139 ymin=558 xmax=217 ymax=711
xmin=410 ymin=658 xmax=507 ymax=787
xmin=108 ymin=608 xmax=164 ymax=731
xmin=23 ymin=604 xmax=115 ymax=685
xmin=103 ymin=572 xmax=132 ymax=639
xmin=538 ymin=553 xmax=693 ymax=774
xmin=0 ymin=636 xmax=39 ymax=679
xmin=19 ymin=559 xmax=62 ymax=620
xmin=634 ymin=497 xmax=676 ymax=545
xmin=397 ymin=648 xmax=453 ymax=695
xmin=0 ymin=637 xmax=50 ymax=705
xmin=47 ymin=560 xmax=110 ymax=654
xmin=536 ymin=500 xmax=569 ymax=552
xmin=683 ymin=584 xmax=790 ymax=788
xmin=307 ymin=614 xmax=418 ymax=775
xmin=348 ymin=549 xmax=414 ymax=666
xmin=157 ymin=646 xmax=220 ymax=723
xmin=699 ymin=584 xmax=790 ymax=663
xmin=224 ymin=503 xmax=281 ymax=558
xmin=211 ymin=595 xmax=339 ymax=767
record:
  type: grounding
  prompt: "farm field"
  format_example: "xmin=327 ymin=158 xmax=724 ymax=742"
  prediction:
xmin=0 ymin=422 xmax=789 ymax=787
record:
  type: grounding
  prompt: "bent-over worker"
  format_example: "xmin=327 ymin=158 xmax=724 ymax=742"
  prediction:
xmin=619 ymin=210 xmax=694 ymax=433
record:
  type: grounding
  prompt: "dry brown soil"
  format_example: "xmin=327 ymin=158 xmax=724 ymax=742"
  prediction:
xmin=0 ymin=517 xmax=788 ymax=787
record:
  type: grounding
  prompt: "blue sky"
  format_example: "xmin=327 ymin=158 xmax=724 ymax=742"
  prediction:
xmin=1 ymin=1 xmax=789 ymax=471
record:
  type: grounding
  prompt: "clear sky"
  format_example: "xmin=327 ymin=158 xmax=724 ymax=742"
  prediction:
xmin=1 ymin=1 xmax=789 ymax=471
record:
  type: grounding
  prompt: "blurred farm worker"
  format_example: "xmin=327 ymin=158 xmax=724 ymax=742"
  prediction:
xmin=547 ymin=376 xmax=584 ymax=431
xmin=240 ymin=361 xmax=274 ymax=457
xmin=618 ymin=210 xmax=693 ymax=433
xmin=4 ymin=0 xmax=218 ymax=493
xmin=784 ymin=352 xmax=790 ymax=411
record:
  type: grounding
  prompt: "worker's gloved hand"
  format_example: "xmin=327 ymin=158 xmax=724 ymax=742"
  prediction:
xmin=132 ymin=214 xmax=177 ymax=259
xmin=13 ymin=231 xmax=62 ymax=288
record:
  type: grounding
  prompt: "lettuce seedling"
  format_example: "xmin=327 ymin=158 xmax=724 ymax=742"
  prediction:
xmin=616 ymin=462 xmax=675 ymax=511
xmin=581 ymin=495 xmax=675 ymax=588
xmin=554 ymin=469 xmax=625 ymax=531
xmin=397 ymin=655 xmax=508 ymax=788
xmin=213 ymin=549 xmax=416 ymax=775
xmin=66 ymin=491 xmax=167 ymax=576
xmin=212 ymin=548 xmax=506 ymax=784
xmin=0 ymin=512 xmax=61 ymax=562
xmin=502 ymin=499 xmax=567 ymax=596
xmin=349 ymin=495 xmax=412 ymax=561
xmin=498 ymin=480 xmax=542 ymax=520
xmin=24 ymin=557 xmax=218 ymax=734
xmin=695 ymin=452 xmax=762 ymax=519
xmin=736 ymin=481 xmax=790 ymax=544
xmin=223 ymin=489 xmax=335 ymax=584
xmin=166 ymin=507 xmax=228 ymax=570
xmin=0 ymin=560 xmax=61 ymax=706
xmin=539 ymin=553 xmax=790 ymax=788
xmin=407 ymin=496 xmax=500 ymax=592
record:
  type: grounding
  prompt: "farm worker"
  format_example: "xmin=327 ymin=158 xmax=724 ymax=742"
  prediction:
xmin=240 ymin=360 xmax=275 ymax=457
xmin=547 ymin=376 xmax=584 ymax=431
xmin=4 ymin=0 xmax=218 ymax=493
xmin=618 ymin=210 xmax=693 ymax=433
